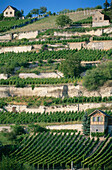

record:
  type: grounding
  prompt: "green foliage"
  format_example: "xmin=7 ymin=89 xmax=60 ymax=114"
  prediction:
xmin=95 ymin=5 xmax=102 ymax=9
xmin=0 ymin=18 xmax=37 ymax=32
xmin=28 ymin=124 xmax=49 ymax=133
xmin=8 ymin=132 xmax=112 ymax=169
xmin=0 ymin=13 xmax=3 ymax=21
xmin=40 ymin=6 xmax=47 ymax=14
xmin=91 ymin=132 xmax=104 ymax=137
xmin=30 ymin=9 xmax=39 ymax=16
xmin=56 ymin=15 xmax=72 ymax=27
xmin=31 ymin=84 xmax=35 ymax=90
xmin=60 ymin=53 xmax=82 ymax=78
xmin=2 ymin=125 xmax=26 ymax=143
xmin=0 ymin=110 xmax=112 ymax=125
xmin=15 ymin=10 xmax=23 ymax=18
xmin=104 ymin=0 xmax=110 ymax=11
xmin=83 ymin=61 xmax=112 ymax=91
xmin=0 ymin=155 xmax=35 ymax=170
xmin=82 ymin=112 xmax=90 ymax=135
xmin=26 ymin=12 xmax=32 ymax=18
xmin=74 ymin=16 xmax=92 ymax=24
xmin=93 ymin=36 xmax=112 ymax=41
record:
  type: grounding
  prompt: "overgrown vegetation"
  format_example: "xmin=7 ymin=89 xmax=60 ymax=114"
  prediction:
xmin=0 ymin=95 xmax=112 ymax=108
xmin=0 ymin=49 xmax=111 ymax=74
xmin=83 ymin=61 xmax=112 ymax=91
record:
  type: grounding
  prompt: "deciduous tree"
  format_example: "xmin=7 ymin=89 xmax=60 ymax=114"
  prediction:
xmin=59 ymin=53 xmax=81 ymax=78
xmin=104 ymin=0 xmax=110 ymax=11
xmin=56 ymin=15 xmax=72 ymax=27
xmin=82 ymin=112 xmax=90 ymax=136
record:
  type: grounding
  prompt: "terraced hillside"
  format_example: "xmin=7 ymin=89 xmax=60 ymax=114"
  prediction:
xmin=9 ymin=132 xmax=112 ymax=169
xmin=6 ymin=10 xmax=95 ymax=33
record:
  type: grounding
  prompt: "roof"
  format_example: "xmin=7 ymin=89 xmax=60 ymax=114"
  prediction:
xmin=93 ymin=11 xmax=104 ymax=17
xmin=3 ymin=5 xmax=18 ymax=13
xmin=88 ymin=110 xmax=112 ymax=117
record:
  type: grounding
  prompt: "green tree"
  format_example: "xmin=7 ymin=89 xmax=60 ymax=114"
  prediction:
xmin=59 ymin=53 xmax=82 ymax=78
xmin=0 ymin=13 xmax=3 ymax=21
xmin=76 ymin=8 xmax=84 ymax=11
xmin=83 ymin=61 xmax=112 ymax=91
xmin=56 ymin=15 xmax=72 ymax=27
xmin=21 ymin=9 xmax=24 ymax=15
xmin=40 ymin=6 xmax=47 ymax=14
xmin=111 ymin=0 xmax=112 ymax=9
xmin=95 ymin=5 xmax=102 ymax=9
xmin=30 ymin=9 xmax=39 ymax=16
xmin=104 ymin=0 xmax=110 ymax=11
xmin=83 ymin=68 xmax=106 ymax=91
xmin=26 ymin=12 xmax=32 ymax=18
xmin=15 ymin=10 xmax=22 ymax=18
xmin=28 ymin=124 xmax=49 ymax=134
xmin=82 ymin=112 xmax=90 ymax=136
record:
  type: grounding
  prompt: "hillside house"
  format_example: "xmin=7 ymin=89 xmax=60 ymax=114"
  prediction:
xmin=89 ymin=110 xmax=112 ymax=135
xmin=3 ymin=5 xmax=18 ymax=17
xmin=92 ymin=11 xmax=110 ymax=27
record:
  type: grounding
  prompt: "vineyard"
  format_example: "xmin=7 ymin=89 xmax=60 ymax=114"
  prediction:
xmin=8 ymin=132 xmax=112 ymax=169
xmin=0 ymin=49 xmax=111 ymax=64
xmin=1 ymin=95 xmax=112 ymax=107
xmin=0 ymin=111 xmax=84 ymax=124
xmin=93 ymin=36 xmax=112 ymax=41
xmin=0 ymin=37 xmax=90 ymax=47
xmin=0 ymin=18 xmax=38 ymax=33
xmin=0 ymin=110 xmax=112 ymax=124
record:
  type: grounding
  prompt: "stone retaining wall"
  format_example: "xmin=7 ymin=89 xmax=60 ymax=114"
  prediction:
xmin=68 ymin=40 xmax=112 ymax=50
xmin=0 ymin=84 xmax=112 ymax=98
xmin=0 ymin=45 xmax=32 ymax=53
xmin=46 ymin=124 xmax=83 ymax=132
xmin=4 ymin=102 xmax=112 ymax=113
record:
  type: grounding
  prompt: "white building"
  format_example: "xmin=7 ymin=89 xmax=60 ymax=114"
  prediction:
xmin=3 ymin=5 xmax=18 ymax=17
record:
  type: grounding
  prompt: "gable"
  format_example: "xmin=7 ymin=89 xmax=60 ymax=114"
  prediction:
xmin=3 ymin=6 xmax=18 ymax=13
xmin=88 ymin=110 xmax=109 ymax=117
xmin=93 ymin=11 xmax=104 ymax=18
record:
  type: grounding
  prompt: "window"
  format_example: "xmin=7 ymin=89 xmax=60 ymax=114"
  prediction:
xmin=105 ymin=117 xmax=107 ymax=122
xmin=92 ymin=117 xmax=96 ymax=122
xmin=97 ymin=117 xmax=100 ymax=122
xmin=100 ymin=17 xmax=102 ymax=20
xmin=96 ymin=129 xmax=98 ymax=132
xmin=95 ymin=18 xmax=97 ymax=20
xmin=10 ymin=12 xmax=12 ymax=14
xmin=6 ymin=12 xmax=8 ymax=15
xmin=100 ymin=116 xmax=103 ymax=122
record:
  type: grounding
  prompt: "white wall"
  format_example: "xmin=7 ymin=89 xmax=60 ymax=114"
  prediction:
xmin=0 ymin=45 xmax=32 ymax=53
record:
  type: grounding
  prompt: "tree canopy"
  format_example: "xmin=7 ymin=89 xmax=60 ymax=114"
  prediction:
xmin=83 ymin=61 xmax=112 ymax=91
xmin=104 ymin=0 xmax=110 ymax=11
xmin=82 ymin=112 xmax=90 ymax=136
xmin=56 ymin=15 xmax=72 ymax=27
xmin=30 ymin=9 xmax=39 ymax=16
xmin=59 ymin=53 xmax=82 ymax=78
xmin=40 ymin=6 xmax=47 ymax=14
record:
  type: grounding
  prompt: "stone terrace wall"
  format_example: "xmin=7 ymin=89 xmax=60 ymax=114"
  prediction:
xmin=0 ymin=74 xmax=8 ymax=80
xmin=68 ymin=40 xmax=112 ymax=50
xmin=92 ymin=21 xmax=110 ymax=27
xmin=0 ymin=34 xmax=12 ymax=41
xmin=19 ymin=72 xmax=64 ymax=79
xmin=54 ymin=29 xmax=103 ymax=37
xmin=0 ymin=84 xmax=112 ymax=98
xmin=0 ymin=45 xmax=32 ymax=53
xmin=5 ymin=102 xmax=112 ymax=113
xmin=13 ymin=31 xmax=39 ymax=40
